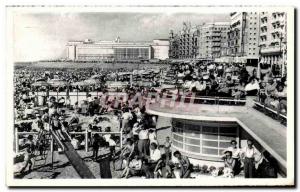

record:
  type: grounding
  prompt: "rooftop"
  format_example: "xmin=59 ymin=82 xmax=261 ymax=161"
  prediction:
xmin=147 ymin=97 xmax=287 ymax=166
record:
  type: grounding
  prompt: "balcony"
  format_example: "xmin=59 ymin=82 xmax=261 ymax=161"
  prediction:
xmin=270 ymin=25 xmax=283 ymax=33
xmin=260 ymin=31 xmax=267 ymax=37
xmin=212 ymin=38 xmax=221 ymax=42
xmin=260 ymin=22 xmax=268 ymax=28
xmin=260 ymin=14 xmax=268 ymax=20
xmin=260 ymin=45 xmax=281 ymax=54
xmin=259 ymin=41 xmax=266 ymax=46
xmin=271 ymin=38 xmax=281 ymax=44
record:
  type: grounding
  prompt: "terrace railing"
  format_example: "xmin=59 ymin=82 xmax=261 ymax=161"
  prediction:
xmin=29 ymin=91 xmax=128 ymax=107
xmin=160 ymin=93 xmax=247 ymax=106
xmin=15 ymin=128 xmax=123 ymax=153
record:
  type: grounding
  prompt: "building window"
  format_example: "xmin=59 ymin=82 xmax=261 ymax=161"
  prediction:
xmin=172 ymin=120 xmax=238 ymax=157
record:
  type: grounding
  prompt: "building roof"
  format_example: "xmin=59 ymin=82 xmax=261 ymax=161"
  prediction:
xmin=146 ymin=97 xmax=286 ymax=168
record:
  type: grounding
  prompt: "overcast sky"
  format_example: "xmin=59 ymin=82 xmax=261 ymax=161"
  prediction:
xmin=13 ymin=12 xmax=230 ymax=62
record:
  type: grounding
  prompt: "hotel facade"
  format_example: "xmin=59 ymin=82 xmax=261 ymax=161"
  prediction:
xmin=169 ymin=22 xmax=230 ymax=60
xmin=259 ymin=12 xmax=287 ymax=77
xmin=198 ymin=22 xmax=230 ymax=59
xmin=225 ymin=12 xmax=260 ymax=65
xmin=66 ymin=38 xmax=169 ymax=61
xmin=169 ymin=22 xmax=200 ymax=59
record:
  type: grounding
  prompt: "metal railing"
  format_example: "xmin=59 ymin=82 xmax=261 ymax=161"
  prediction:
xmin=160 ymin=93 xmax=247 ymax=105
xmin=15 ymin=128 xmax=123 ymax=153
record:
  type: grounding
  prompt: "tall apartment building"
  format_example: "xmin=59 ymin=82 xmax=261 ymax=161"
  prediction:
xmin=227 ymin=12 xmax=260 ymax=65
xmin=168 ymin=22 xmax=200 ymax=59
xmin=169 ymin=30 xmax=180 ymax=59
xmin=198 ymin=22 xmax=230 ymax=59
xmin=259 ymin=12 xmax=287 ymax=76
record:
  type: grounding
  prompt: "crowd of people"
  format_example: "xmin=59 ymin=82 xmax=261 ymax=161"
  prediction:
xmin=222 ymin=139 xmax=278 ymax=178
xmin=258 ymin=73 xmax=287 ymax=115
xmin=14 ymin=61 xmax=283 ymax=178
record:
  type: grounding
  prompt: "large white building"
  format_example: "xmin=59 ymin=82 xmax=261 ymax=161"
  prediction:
xmin=66 ymin=38 xmax=169 ymax=61
xmin=151 ymin=39 xmax=170 ymax=60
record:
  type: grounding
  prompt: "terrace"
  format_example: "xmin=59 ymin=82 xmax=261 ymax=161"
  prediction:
xmin=147 ymin=96 xmax=287 ymax=174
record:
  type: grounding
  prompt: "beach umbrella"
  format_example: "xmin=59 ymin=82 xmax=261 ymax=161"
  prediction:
xmin=139 ymin=81 xmax=153 ymax=87
xmin=152 ymin=69 xmax=160 ymax=74
xmin=84 ymin=78 xmax=101 ymax=85
xmin=118 ymin=72 xmax=132 ymax=76
xmin=161 ymin=84 xmax=176 ymax=89
xmin=203 ymin=75 xmax=210 ymax=80
xmin=35 ymin=78 xmax=46 ymax=82
xmin=48 ymin=79 xmax=69 ymax=87
xmin=90 ymin=74 xmax=103 ymax=79
xmin=106 ymin=81 xmax=128 ymax=89
xmin=71 ymin=81 xmax=88 ymax=86
xmin=225 ymin=68 xmax=233 ymax=73
xmin=32 ymin=81 xmax=50 ymax=87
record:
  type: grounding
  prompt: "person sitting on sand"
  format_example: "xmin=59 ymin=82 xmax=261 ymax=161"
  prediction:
xmin=121 ymin=154 xmax=142 ymax=178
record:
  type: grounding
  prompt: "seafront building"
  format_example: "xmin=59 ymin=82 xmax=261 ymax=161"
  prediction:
xmin=169 ymin=22 xmax=230 ymax=60
xmin=169 ymin=22 xmax=200 ymax=59
xmin=259 ymin=12 xmax=287 ymax=77
xmin=223 ymin=12 xmax=260 ymax=65
xmin=66 ymin=38 xmax=169 ymax=61
xmin=198 ymin=22 xmax=230 ymax=59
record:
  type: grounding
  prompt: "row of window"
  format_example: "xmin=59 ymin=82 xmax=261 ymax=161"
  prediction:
xmin=172 ymin=123 xmax=238 ymax=157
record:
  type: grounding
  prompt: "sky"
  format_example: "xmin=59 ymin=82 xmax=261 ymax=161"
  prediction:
xmin=13 ymin=12 xmax=230 ymax=62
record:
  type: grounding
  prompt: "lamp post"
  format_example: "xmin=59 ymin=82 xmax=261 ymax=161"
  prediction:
xmin=138 ymin=56 xmax=142 ymax=70
xmin=258 ymin=44 xmax=263 ymax=80
xmin=279 ymin=32 xmax=285 ymax=77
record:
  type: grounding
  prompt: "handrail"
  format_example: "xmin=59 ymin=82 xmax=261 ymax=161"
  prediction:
xmin=64 ymin=131 xmax=72 ymax=141
xmin=49 ymin=130 xmax=66 ymax=151
xmin=253 ymin=100 xmax=287 ymax=120
xmin=161 ymin=93 xmax=246 ymax=102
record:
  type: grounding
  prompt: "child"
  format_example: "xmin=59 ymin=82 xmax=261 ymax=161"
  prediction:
xmin=51 ymin=114 xmax=66 ymax=141
xmin=71 ymin=135 xmax=80 ymax=150
xmin=148 ymin=129 xmax=158 ymax=145
xmin=164 ymin=136 xmax=172 ymax=160
xmin=19 ymin=135 xmax=35 ymax=173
